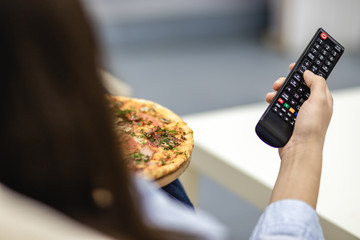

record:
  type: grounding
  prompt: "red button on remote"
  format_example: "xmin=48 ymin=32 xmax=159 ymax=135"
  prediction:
xmin=320 ymin=32 xmax=327 ymax=40
xmin=278 ymin=98 xmax=284 ymax=104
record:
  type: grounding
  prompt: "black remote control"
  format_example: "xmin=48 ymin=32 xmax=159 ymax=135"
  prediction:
xmin=255 ymin=28 xmax=344 ymax=148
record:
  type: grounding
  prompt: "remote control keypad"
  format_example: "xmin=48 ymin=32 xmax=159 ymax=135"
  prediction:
xmin=272 ymin=33 xmax=343 ymax=126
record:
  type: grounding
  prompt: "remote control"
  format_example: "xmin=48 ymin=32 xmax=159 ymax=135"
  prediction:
xmin=255 ymin=28 xmax=344 ymax=148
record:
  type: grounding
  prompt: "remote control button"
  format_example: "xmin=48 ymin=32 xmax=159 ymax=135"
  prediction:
xmin=281 ymin=107 xmax=287 ymax=113
xmin=304 ymin=92 xmax=310 ymax=98
xmin=278 ymin=98 xmax=284 ymax=104
xmin=317 ymin=70 xmax=326 ymax=78
xmin=290 ymin=99 xmax=297 ymax=106
xmin=298 ymin=64 xmax=308 ymax=74
xmin=290 ymin=120 xmax=295 ymax=126
xmin=317 ymin=38 xmax=324 ymax=45
xmin=320 ymin=32 xmax=327 ymax=40
xmin=297 ymin=86 xmax=304 ymax=94
xmin=314 ymin=43 xmax=322 ymax=50
xmin=272 ymin=106 xmax=279 ymax=113
xmin=310 ymin=48 xmax=319 ymax=55
xmin=318 ymin=54 xmax=325 ymax=61
xmin=281 ymin=92 xmax=290 ymax=101
xmin=283 ymin=116 xmax=290 ymax=123
xmin=275 ymin=102 xmax=281 ymax=108
xmin=308 ymin=53 xmax=315 ymax=61
xmin=315 ymin=59 xmax=322 ymax=66
xmin=278 ymin=111 xmax=284 ymax=118
xmin=286 ymin=112 xmax=292 ymax=118
xmin=299 ymin=98 xmax=305 ymax=104
xmin=311 ymin=65 xmax=319 ymax=73
xmin=303 ymin=59 xmax=311 ymax=68
xmin=289 ymin=107 xmax=295 ymax=114
xmin=328 ymin=55 xmax=335 ymax=62
xmin=293 ymin=92 xmax=300 ymax=100
xmin=290 ymin=79 xmax=298 ymax=88
xmin=284 ymin=103 xmax=290 ymax=109
xmin=321 ymin=49 xmax=328 ymax=56
xmin=325 ymin=60 xmax=332 ymax=67
xmin=324 ymin=44 xmax=331 ymax=51
xmin=293 ymin=73 xmax=302 ymax=82
xmin=335 ymin=45 xmax=342 ymax=52
xmin=296 ymin=105 xmax=301 ymax=111
xmin=322 ymin=65 xmax=329 ymax=73
xmin=286 ymin=86 xmax=294 ymax=94
xmin=331 ymin=50 xmax=338 ymax=57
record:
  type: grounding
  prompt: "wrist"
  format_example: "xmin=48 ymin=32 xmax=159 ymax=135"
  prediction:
xmin=279 ymin=143 xmax=323 ymax=177
xmin=272 ymin=141 xmax=323 ymax=208
xmin=280 ymin=138 xmax=324 ymax=163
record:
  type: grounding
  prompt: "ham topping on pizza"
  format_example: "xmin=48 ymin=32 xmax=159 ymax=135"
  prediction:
xmin=148 ymin=128 xmax=182 ymax=150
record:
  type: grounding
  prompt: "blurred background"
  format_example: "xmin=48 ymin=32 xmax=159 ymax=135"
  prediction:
xmin=83 ymin=0 xmax=360 ymax=239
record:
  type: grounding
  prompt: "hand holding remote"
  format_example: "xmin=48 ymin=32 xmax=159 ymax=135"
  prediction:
xmin=287 ymin=70 xmax=333 ymax=148
xmin=267 ymin=67 xmax=334 ymax=208
xmin=256 ymin=28 xmax=343 ymax=148
xmin=266 ymin=66 xmax=333 ymax=158
xmin=257 ymin=29 xmax=342 ymax=206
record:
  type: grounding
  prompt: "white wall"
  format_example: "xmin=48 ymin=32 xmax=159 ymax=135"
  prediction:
xmin=83 ymin=0 xmax=267 ymax=44
xmin=269 ymin=0 xmax=360 ymax=54
xmin=85 ymin=0 xmax=256 ymax=24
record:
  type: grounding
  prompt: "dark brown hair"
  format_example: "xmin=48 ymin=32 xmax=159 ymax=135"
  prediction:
xmin=0 ymin=0 xmax=198 ymax=239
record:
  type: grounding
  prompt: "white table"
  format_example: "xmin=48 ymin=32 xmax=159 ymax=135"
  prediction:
xmin=182 ymin=87 xmax=360 ymax=240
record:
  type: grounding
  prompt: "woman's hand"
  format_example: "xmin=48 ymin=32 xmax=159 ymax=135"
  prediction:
xmin=266 ymin=63 xmax=334 ymax=208
xmin=265 ymin=63 xmax=333 ymax=157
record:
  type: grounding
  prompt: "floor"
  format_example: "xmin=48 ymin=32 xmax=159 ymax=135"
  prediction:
xmin=102 ymin=35 xmax=360 ymax=239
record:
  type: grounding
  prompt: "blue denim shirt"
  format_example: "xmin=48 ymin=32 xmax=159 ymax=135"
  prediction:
xmin=135 ymin=178 xmax=324 ymax=240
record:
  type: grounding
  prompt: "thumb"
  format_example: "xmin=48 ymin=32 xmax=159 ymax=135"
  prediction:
xmin=303 ymin=70 xmax=327 ymax=92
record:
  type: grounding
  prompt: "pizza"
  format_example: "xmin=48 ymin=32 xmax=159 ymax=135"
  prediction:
xmin=107 ymin=95 xmax=194 ymax=180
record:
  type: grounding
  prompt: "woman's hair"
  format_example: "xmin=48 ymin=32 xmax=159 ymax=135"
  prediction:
xmin=0 ymin=0 xmax=196 ymax=239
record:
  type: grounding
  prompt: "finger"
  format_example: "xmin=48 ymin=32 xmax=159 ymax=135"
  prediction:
xmin=303 ymin=70 xmax=326 ymax=91
xmin=289 ymin=63 xmax=295 ymax=71
xmin=303 ymin=70 xmax=332 ymax=105
xmin=273 ymin=77 xmax=286 ymax=91
xmin=303 ymin=70 xmax=334 ymax=119
xmin=265 ymin=92 xmax=277 ymax=103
